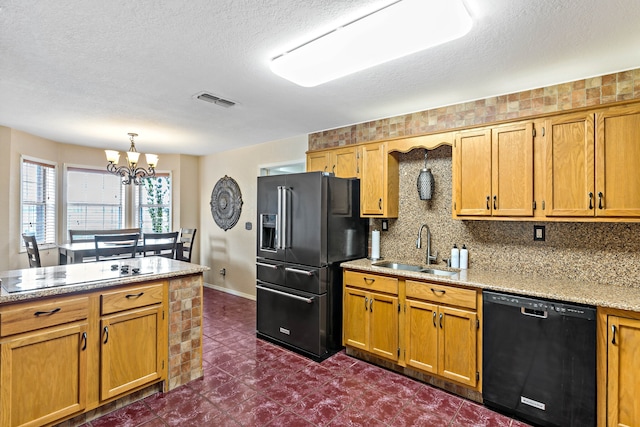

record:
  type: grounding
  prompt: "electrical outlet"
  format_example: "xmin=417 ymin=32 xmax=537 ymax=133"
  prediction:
xmin=381 ymin=219 xmax=389 ymax=231
xmin=534 ymin=225 xmax=545 ymax=241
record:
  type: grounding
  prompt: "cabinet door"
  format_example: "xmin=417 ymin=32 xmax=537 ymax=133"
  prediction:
xmin=607 ymin=315 xmax=640 ymax=427
xmin=306 ymin=151 xmax=330 ymax=173
xmin=454 ymin=129 xmax=492 ymax=216
xmin=343 ymin=287 xmax=368 ymax=350
xmin=405 ymin=299 xmax=438 ymax=374
xmin=360 ymin=143 xmax=386 ymax=215
xmin=545 ymin=113 xmax=595 ymax=216
xmin=595 ymin=105 xmax=640 ymax=217
xmin=333 ymin=146 xmax=359 ymax=178
xmin=491 ymin=122 xmax=534 ymax=216
xmin=1 ymin=324 xmax=88 ymax=427
xmin=369 ymin=293 xmax=398 ymax=361
xmin=438 ymin=306 xmax=477 ymax=387
xmin=100 ymin=305 xmax=164 ymax=400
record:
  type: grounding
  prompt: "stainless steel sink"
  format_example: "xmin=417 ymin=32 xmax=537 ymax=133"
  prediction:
xmin=373 ymin=262 xmax=425 ymax=272
xmin=373 ymin=262 xmax=458 ymax=276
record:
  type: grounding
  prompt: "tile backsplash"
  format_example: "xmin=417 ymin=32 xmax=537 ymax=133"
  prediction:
xmin=373 ymin=147 xmax=640 ymax=288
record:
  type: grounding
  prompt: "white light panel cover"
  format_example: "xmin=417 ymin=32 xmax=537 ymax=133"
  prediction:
xmin=270 ymin=0 xmax=473 ymax=87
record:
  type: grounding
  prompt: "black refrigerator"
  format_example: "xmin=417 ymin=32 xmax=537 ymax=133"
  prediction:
xmin=256 ymin=172 xmax=368 ymax=360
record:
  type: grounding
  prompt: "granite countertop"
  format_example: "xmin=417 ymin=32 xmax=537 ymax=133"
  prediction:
xmin=341 ymin=258 xmax=640 ymax=312
xmin=0 ymin=257 xmax=209 ymax=304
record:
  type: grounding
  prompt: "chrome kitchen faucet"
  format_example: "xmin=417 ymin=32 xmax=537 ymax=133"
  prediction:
xmin=417 ymin=224 xmax=437 ymax=265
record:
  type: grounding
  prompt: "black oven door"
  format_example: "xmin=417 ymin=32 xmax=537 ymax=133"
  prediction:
xmin=256 ymin=281 xmax=327 ymax=359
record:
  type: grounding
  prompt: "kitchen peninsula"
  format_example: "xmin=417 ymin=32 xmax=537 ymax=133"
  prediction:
xmin=0 ymin=257 xmax=207 ymax=427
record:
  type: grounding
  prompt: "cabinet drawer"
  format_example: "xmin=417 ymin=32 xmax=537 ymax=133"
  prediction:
xmin=406 ymin=281 xmax=477 ymax=310
xmin=344 ymin=271 xmax=398 ymax=295
xmin=0 ymin=297 xmax=89 ymax=337
xmin=101 ymin=283 xmax=164 ymax=315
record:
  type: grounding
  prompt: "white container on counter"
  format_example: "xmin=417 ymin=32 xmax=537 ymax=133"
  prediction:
xmin=451 ymin=244 xmax=460 ymax=268
xmin=460 ymin=244 xmax=468 ymax=269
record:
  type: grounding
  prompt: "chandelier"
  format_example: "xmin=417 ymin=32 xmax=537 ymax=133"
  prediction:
xmin=105 ymin=133 xmax=158 ymax=185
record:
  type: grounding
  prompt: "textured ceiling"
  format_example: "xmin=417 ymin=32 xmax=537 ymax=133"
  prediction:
xmin=1 ymin=0 xmax=640 ymax=156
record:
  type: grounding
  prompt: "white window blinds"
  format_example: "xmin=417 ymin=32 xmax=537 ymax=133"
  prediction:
xmin=66 ymin=167 xmax=125 ymax=231
xmin=21 ymin=158 xmax=57 ymax=246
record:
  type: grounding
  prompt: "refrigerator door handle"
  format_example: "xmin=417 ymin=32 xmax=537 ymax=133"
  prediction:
xmin=277 ymin=185 xmax=289 ymax=250
xmin=285 ymin=267 xmax=315 ymax=276
xmin=257 ymin=285 xmax=314 ymax=304
xmin=257 ymin=261 xmax=280 ymax=269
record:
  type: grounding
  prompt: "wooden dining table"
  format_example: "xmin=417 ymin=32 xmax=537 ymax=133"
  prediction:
xmin=58 ymin=241 xmax=183 ymax=264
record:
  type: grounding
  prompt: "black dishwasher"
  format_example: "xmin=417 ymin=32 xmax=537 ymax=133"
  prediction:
xmin=482 ymin=291 xmax=596 ymax=427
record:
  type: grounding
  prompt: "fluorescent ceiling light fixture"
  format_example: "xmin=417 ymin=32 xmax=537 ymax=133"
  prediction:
xmin=270 ymin=0 xmax=472 ymax=87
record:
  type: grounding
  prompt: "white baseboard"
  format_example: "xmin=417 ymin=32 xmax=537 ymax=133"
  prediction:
xmin=203 ymin=283 xmax=256 ymax=301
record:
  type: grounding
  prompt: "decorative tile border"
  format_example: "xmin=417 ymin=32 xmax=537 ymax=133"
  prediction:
xmin=309 ymin=68 xmax=640 ymax=150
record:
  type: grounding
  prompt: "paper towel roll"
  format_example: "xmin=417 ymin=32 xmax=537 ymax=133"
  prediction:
xmin=371 ymin=230 xmax=381 ymax=260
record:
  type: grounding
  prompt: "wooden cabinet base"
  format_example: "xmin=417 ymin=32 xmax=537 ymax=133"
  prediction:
xmin=345 ymin=346 xmax=482 ymax=404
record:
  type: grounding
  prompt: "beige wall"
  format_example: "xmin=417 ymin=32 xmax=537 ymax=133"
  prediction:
xmin=2 ymin=128 xmax=199 ymax=270
xmin=199 ymin=135 xmax=307 ymax=299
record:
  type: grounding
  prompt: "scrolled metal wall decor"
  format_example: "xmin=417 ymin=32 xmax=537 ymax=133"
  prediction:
xmin=210 ymin=175 xmax=243 ymax=231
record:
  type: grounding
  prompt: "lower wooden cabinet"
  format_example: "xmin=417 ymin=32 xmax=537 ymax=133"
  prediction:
xmin=343 ymin=271 xmax=399 ymax=362
xmin=1 ymin=323 xmax=88 ymax=427
xmin=0 ymin=282 xmax=167 ymax=427
xmin=343 ymin=269 xmax=481 ymax=391
xmin=599 ymin=308 xmax=640 ymax=427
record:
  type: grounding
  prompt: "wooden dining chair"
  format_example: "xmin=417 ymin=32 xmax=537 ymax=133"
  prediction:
xmin=142 ymin=231 xmax=179 ymax=258
xmin=94 ymin=233 xmax=140 ymax=261
xmin=22 ymin=233 xmax=42 ymax=268
xmin=178 ymin=228 xmax=197 ymax=262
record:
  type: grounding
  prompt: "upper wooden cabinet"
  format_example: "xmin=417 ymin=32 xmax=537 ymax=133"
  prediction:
xmin=546 ymin=104 xmax=640 ymax=218
xmin=306 ymin=146 xmax=359 ymax=178
xmin=360 ymin=142 xmax=399 ymax=217
xmin=454 ymin=122 xmax=534 ymax=217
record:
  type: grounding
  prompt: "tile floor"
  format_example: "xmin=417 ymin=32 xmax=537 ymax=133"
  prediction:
xmin=85 ymin=287 xmax=532 ymax=426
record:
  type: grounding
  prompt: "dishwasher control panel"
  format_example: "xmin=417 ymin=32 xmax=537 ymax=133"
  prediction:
xmin=484 ymin=291 xmax=596 ymax=320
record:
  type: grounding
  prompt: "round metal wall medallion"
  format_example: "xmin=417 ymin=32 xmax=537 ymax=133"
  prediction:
xmin=210 ymin=175 xmax=243 ymax=231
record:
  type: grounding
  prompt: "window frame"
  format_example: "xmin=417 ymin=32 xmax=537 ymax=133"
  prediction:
xmin=134 ymin=172 xmax=173 ymax=234
xmin=20 ymin=155 xmax=58 ymax=249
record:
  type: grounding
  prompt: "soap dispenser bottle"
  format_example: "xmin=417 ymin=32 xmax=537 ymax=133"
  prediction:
xmin=451 ymin=244 xmax=460 ymax=268
xmin=460 ymin=244 xmax=469 ymax=269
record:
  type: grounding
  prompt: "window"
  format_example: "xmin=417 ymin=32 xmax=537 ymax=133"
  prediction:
xmin=260 ymin=160 xmax=305 ymax=176
xmin=21 ymin=157 xmax=57 ymax=247
xmin=135 ymin=174 xmax=172 ymax=233
xmin=66 ymin=167 xmax=125 ymax=232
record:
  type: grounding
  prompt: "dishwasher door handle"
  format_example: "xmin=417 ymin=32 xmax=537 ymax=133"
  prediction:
xmin=520 ymin=307 xmax=548 ymax=319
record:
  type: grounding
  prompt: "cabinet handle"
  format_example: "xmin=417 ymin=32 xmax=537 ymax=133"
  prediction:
xmin=363 ymin=277 xmax=375 ymax=284
xmin=439 ymin=313 xmax=443 ymax=329
xmin=126 ymin=292 xmax=144 ymax=299
xmin=588 ymin=192 xmax=594 ymax=210
xmin=486 ymin=196 xmax=490 ymax=210
xmin=493 ymin=195 xmax=497 ymax=210
xmin=370 ymin=299 xmax=373 ymax=313
xmin=378 ymin=198 xmax=382 ymax=210
xmin=598 ymin=192 xmax=604 ymax=210
xmin=103 ymin=326 xmax=109 ymax=344
xmin=332 ymin=165 xmax=336 ymax=174
xmin=364 ymin=297 xmax=368 ymax=311
xmin=323 ymin=166 xmax=327 ymax=172
xmin=81 ymin=332 xmax=87 ymax=351
xmin=431 ymin=288 xmax=446 ymax=296
xmin=611 ymin=324 xmax=617 ymax=345
xmin=432 ymin=311 xmax=437 ymax=327
xmin=34 ymin=307 xmax=61 ymax=316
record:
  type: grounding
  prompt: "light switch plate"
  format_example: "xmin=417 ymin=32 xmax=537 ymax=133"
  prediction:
xmin=534 ymin=225 xmax=545 ymax=241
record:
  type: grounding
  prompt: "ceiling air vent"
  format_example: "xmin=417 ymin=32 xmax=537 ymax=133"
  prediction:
xmin=194 ymin=92 xmax=236 ymax=108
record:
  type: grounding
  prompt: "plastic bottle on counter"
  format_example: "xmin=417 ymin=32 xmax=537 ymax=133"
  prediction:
xmin=451 ymin=244 xmax=460 ymax=268
xmin=460 ymin=244 xmax=469 ymax=269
